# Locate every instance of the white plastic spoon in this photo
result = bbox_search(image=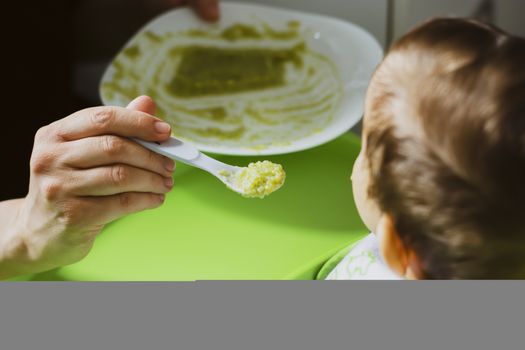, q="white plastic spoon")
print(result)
[132,136,245,194]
